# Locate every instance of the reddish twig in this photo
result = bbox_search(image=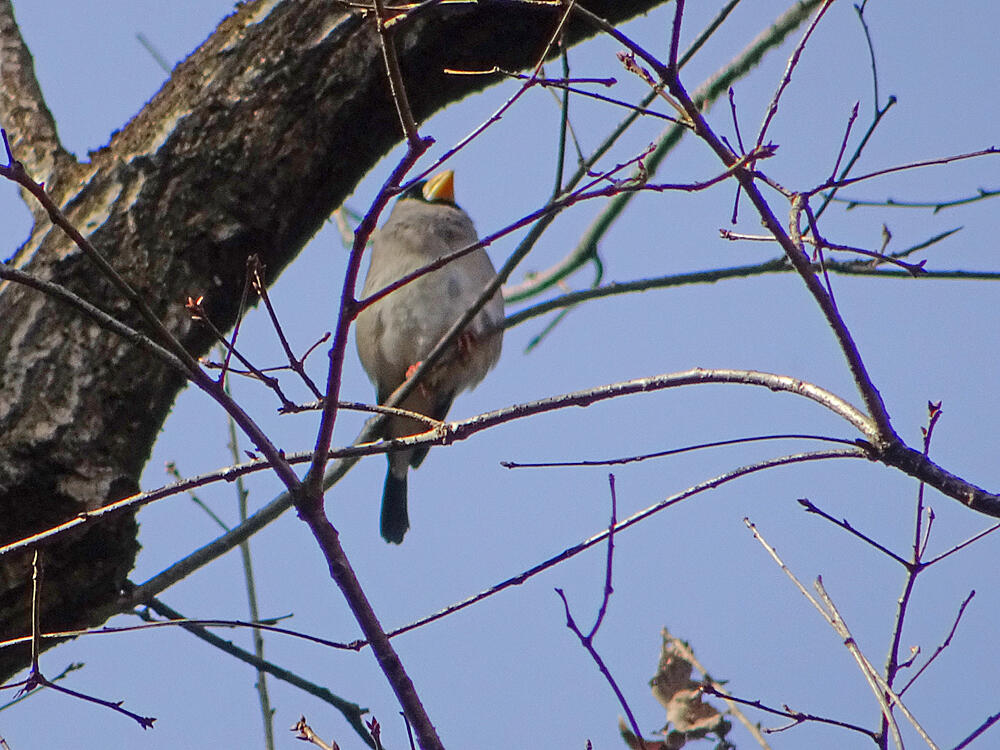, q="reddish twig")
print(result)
[249,255,325,399]
[555,475,645,743]
[698,683,877,740]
